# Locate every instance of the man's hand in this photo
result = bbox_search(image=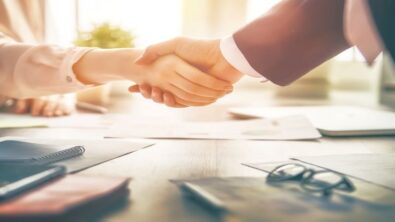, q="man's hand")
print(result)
[130,37,242,107]
[131,54,233,107]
